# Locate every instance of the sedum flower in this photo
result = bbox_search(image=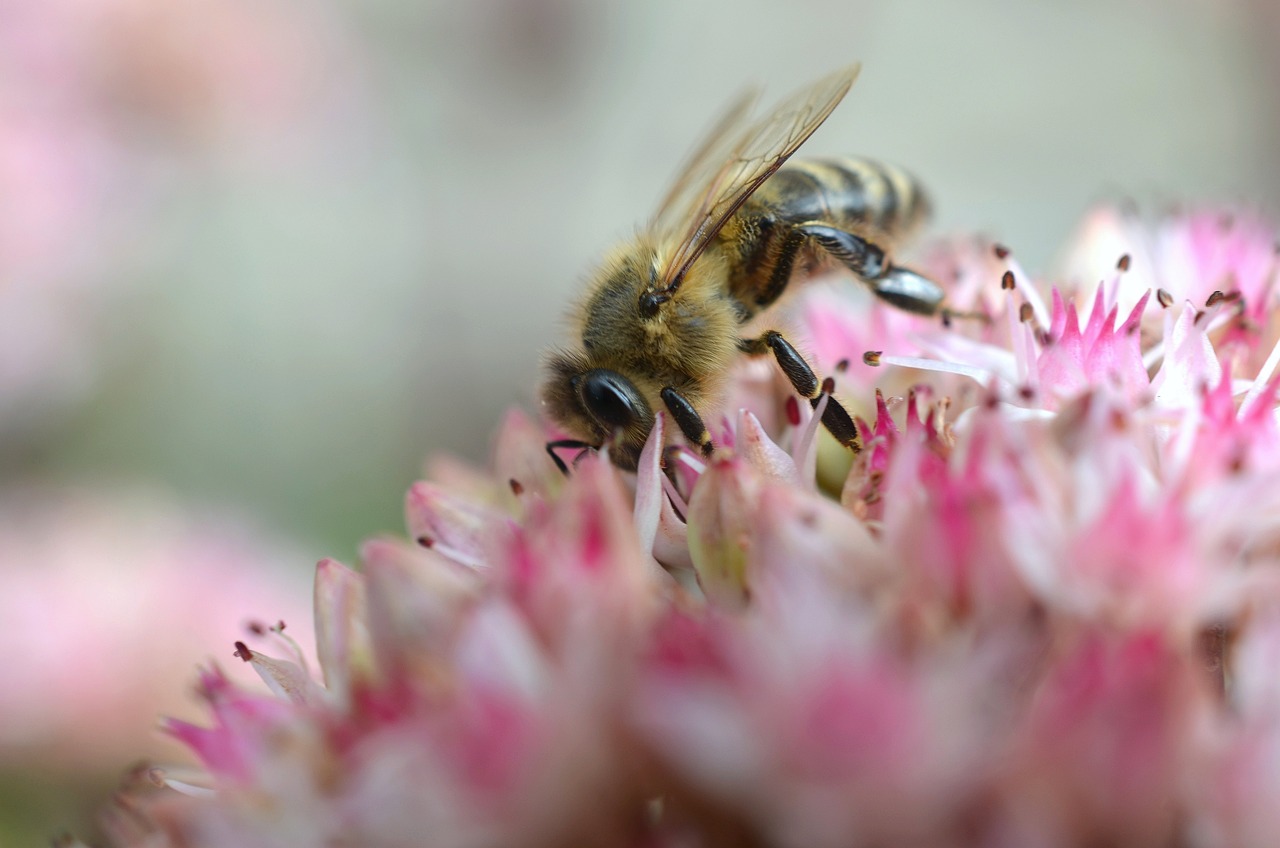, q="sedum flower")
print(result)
[78,205,1280,848]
